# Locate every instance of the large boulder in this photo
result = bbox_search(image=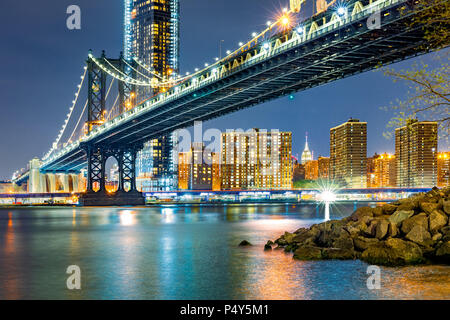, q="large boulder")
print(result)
[294,227,309,234]
[441,226,450,242]
[429,210,448,233]
[321,248,356,260]
[292,228,319,245]
[443,200,450,215]
[388,210,414,225]
[361,238,423,266]
[405,225,432,246]
[396,198,419,211]
[350,207,374,222]
[283,232,295,245]
[372,206,384,217]
[332,234,354,251]
[353,236,379,251]
[435,241,450,263]
[375,219,389,240]
[293,246,323,260]
[315,220,346,247]
[388,222,399,237]
[420,202,441,215]
[343,222,367,236]
[239,240,252,246]
[401,213,428,234]
[381,203,398,215]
